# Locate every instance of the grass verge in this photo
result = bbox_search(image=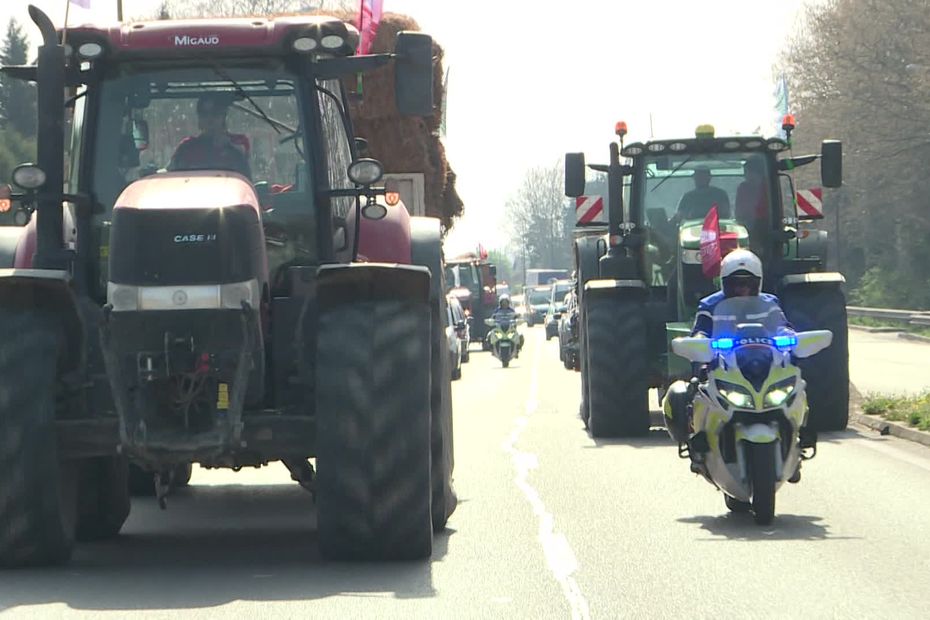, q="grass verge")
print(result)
[862,392,930,431]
